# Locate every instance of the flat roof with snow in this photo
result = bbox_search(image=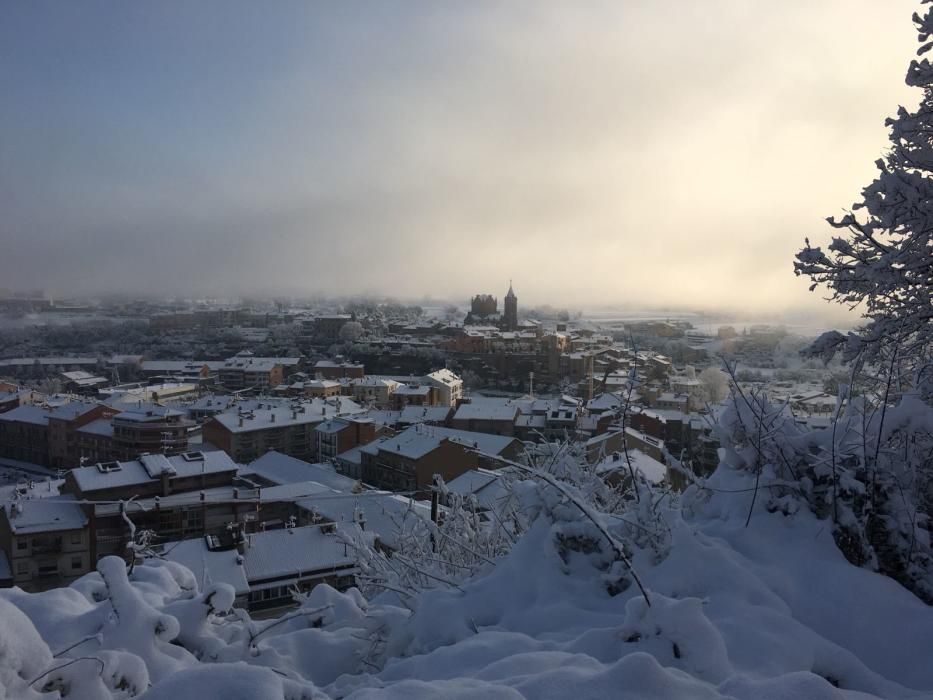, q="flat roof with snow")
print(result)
[359,425,518,461]
[69,451,238,494]
[3,495,87,534]
[243,451,359,492]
